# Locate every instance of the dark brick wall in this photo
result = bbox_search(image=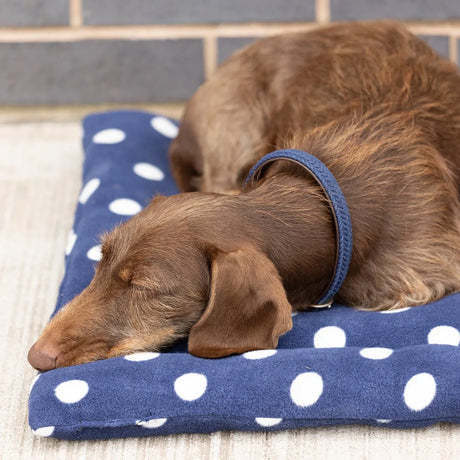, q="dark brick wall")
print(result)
[82,0,316,25]
[0,0,459,107]
[218,38,258,65]
[0,40,204,105]
[0,0,69,27]
[330,0,460,21]
[418,35,450,58]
